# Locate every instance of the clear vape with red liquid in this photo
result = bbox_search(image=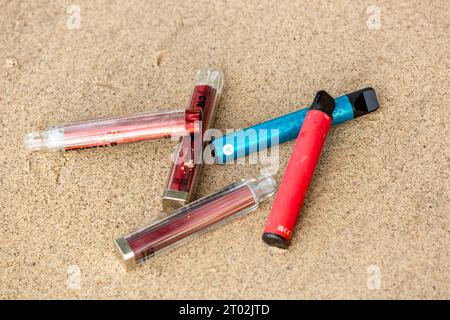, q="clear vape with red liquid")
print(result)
[162,69,224,211]
[115,174,276,270]
[24,109,201,151]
